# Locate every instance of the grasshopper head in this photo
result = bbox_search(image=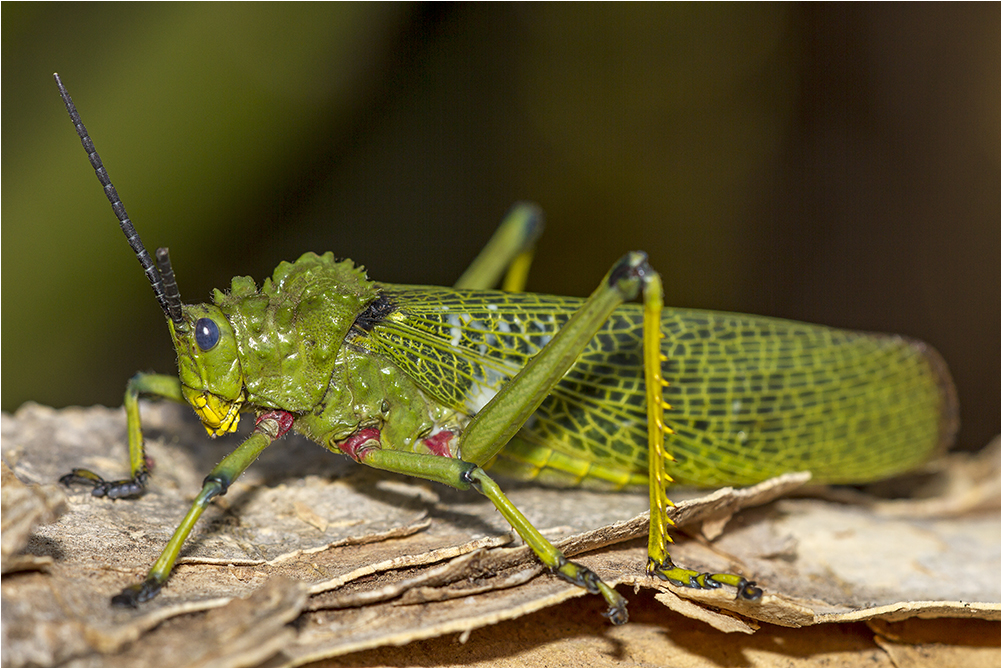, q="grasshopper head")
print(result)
[169,304,246,437]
